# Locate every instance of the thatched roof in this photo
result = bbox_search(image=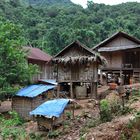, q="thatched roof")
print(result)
[52,40,107,66]
[92,31,140,51]
[53,53,107,66]
[54,40,94,57]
